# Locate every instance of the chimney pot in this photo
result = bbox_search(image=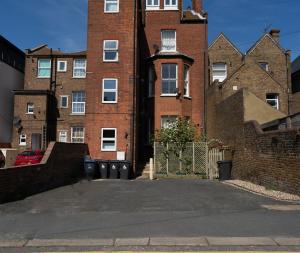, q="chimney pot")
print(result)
[269,29,280,43]
[192,0,202,12]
